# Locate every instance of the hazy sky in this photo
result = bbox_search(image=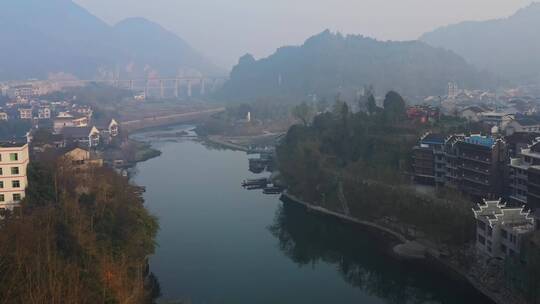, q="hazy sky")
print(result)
[75,0,535,69]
